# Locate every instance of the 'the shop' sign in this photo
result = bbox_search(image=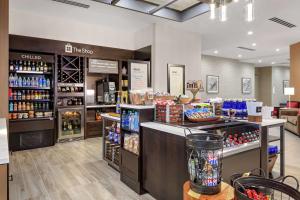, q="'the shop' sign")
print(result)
[65,43,94,55]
